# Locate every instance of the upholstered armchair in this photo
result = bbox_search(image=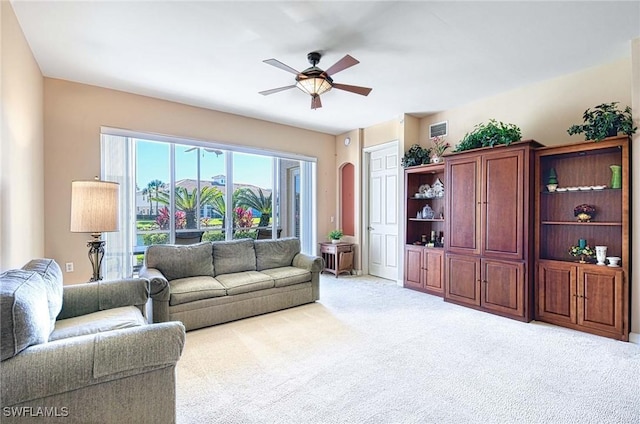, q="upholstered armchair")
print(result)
[1,259,185,424]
